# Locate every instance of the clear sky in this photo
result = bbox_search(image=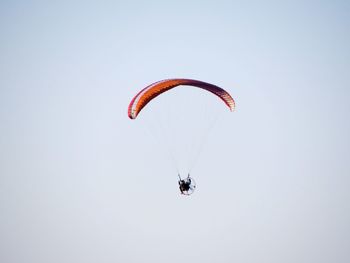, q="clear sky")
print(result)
[1,0,349,262]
